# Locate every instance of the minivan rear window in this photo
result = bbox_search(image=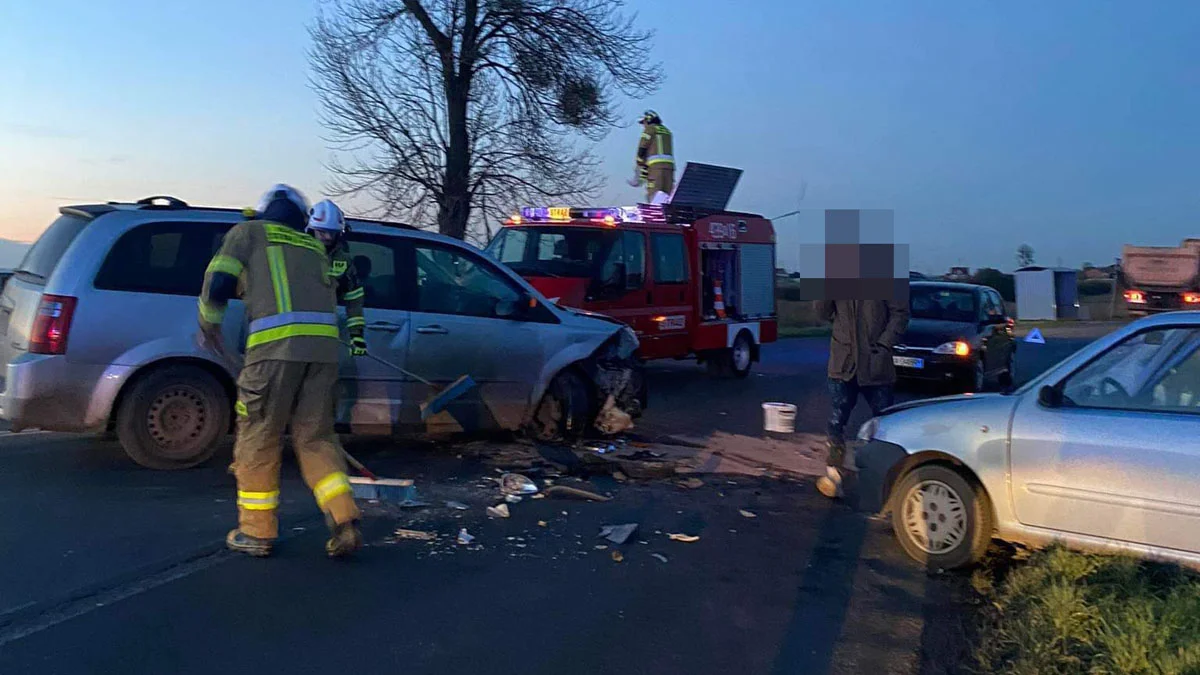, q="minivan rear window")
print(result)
[94,221,232,296]
[16,214,89,282]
